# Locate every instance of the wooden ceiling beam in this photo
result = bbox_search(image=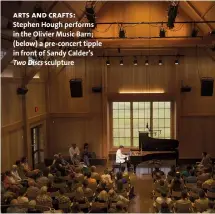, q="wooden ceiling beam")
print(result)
[179,1,213,34]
